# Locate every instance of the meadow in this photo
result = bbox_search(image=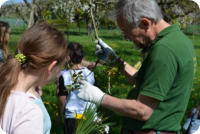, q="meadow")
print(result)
[9,25,200,134]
